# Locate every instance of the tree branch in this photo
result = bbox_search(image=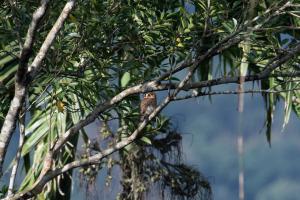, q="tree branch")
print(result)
[7,105,26,198]
[27,0,76,78]
[0,0,50,175]
[172,88,300,101]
